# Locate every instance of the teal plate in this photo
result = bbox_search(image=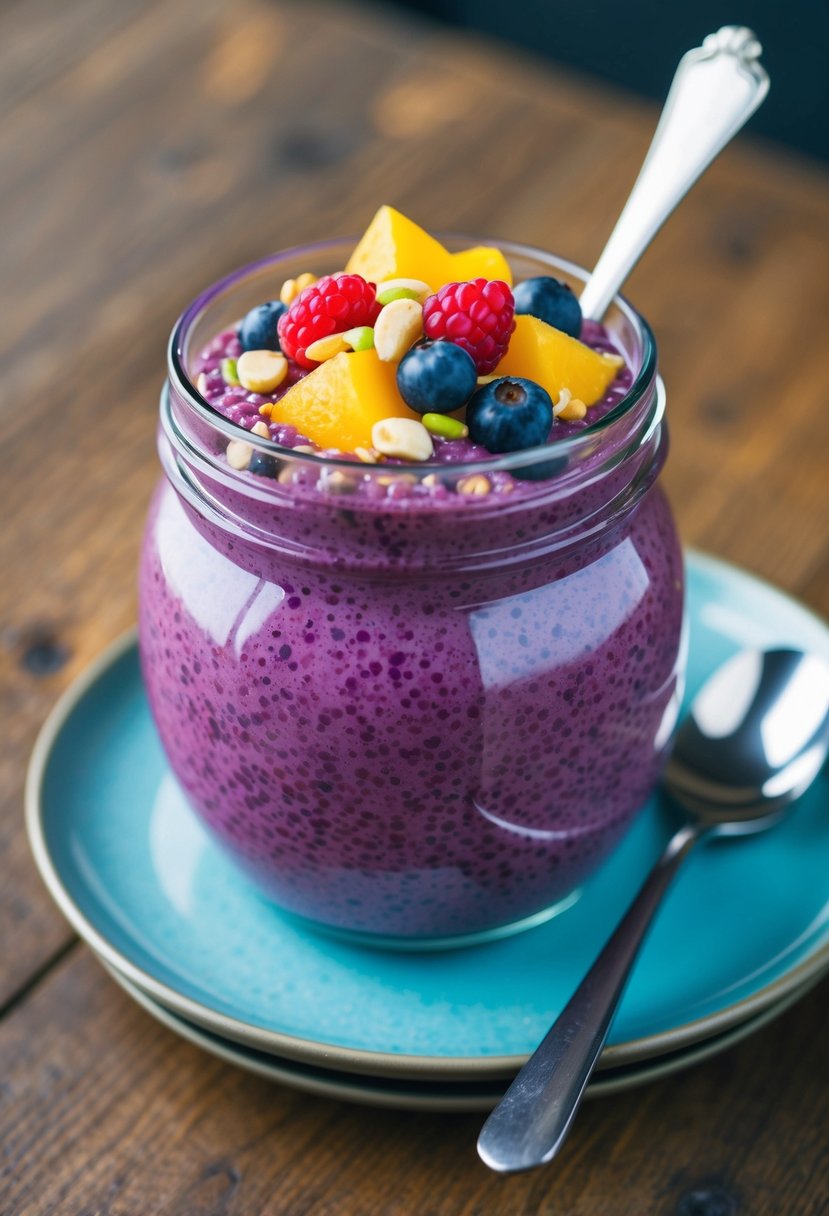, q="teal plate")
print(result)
[104,964,825,1111]
[27,552,829,1079]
